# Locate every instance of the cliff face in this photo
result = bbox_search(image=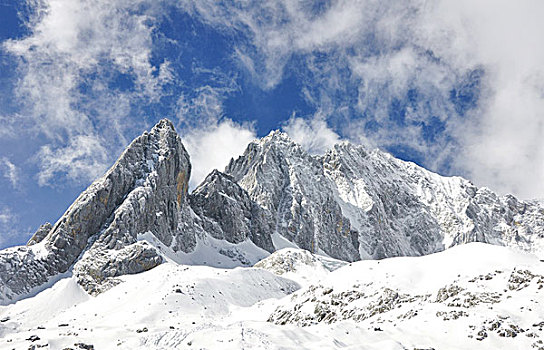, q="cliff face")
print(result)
[1,119,543,305]
[0,119,194,301]
[224,131,361,262]
[189,170,275,253]
[222,132,544,261]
